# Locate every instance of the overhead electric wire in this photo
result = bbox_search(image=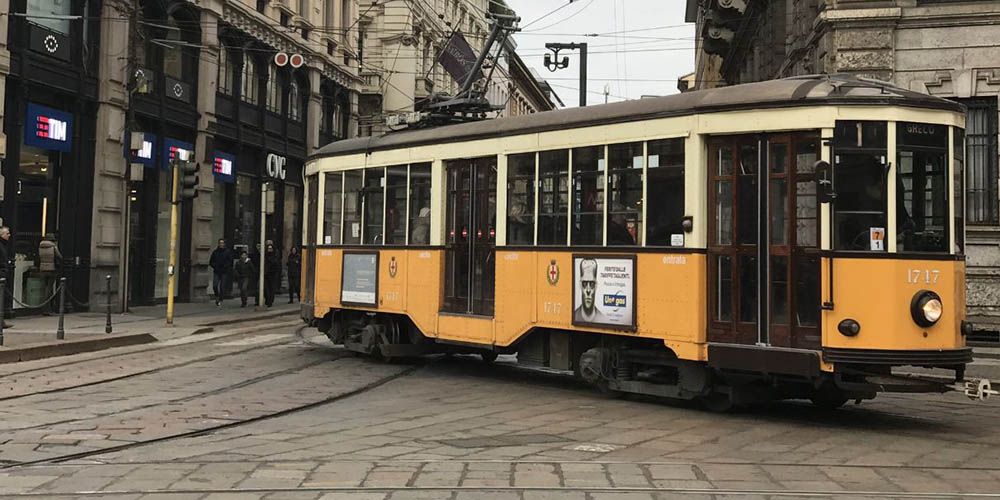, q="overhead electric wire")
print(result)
[520,0,579,30]
[520,0,595,33]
